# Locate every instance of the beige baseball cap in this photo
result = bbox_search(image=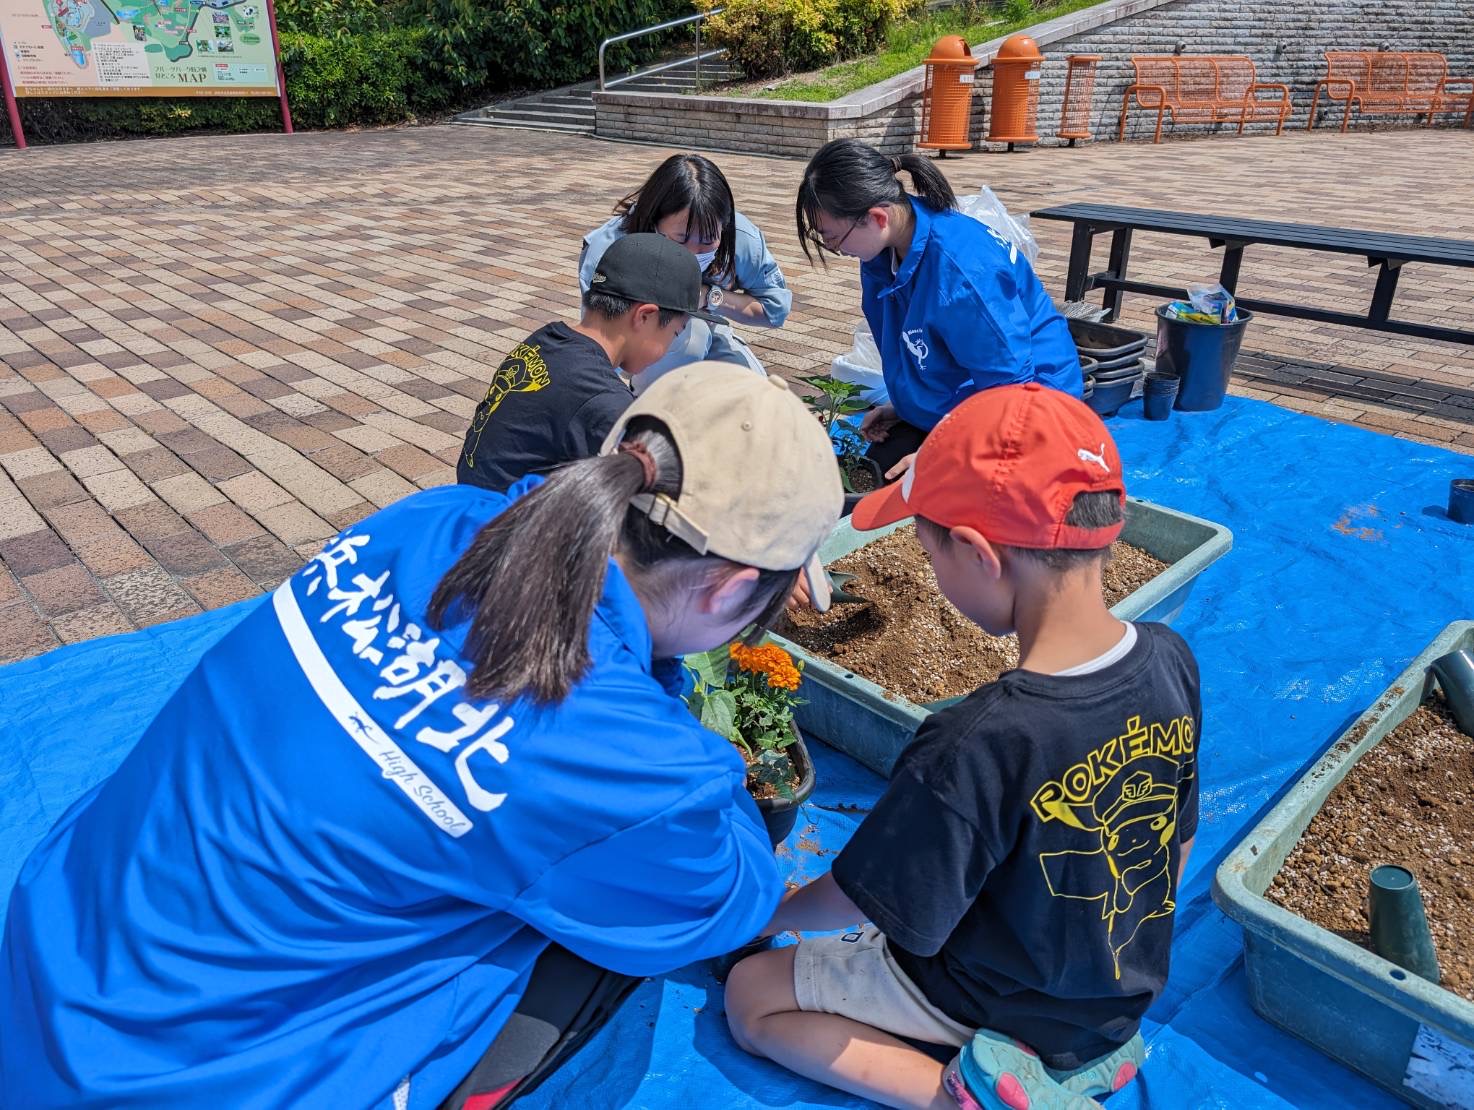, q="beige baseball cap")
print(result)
[600,361,843,611]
